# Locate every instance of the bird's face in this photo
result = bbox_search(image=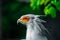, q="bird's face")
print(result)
[17,15,31,24]
[17,14,44,25]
